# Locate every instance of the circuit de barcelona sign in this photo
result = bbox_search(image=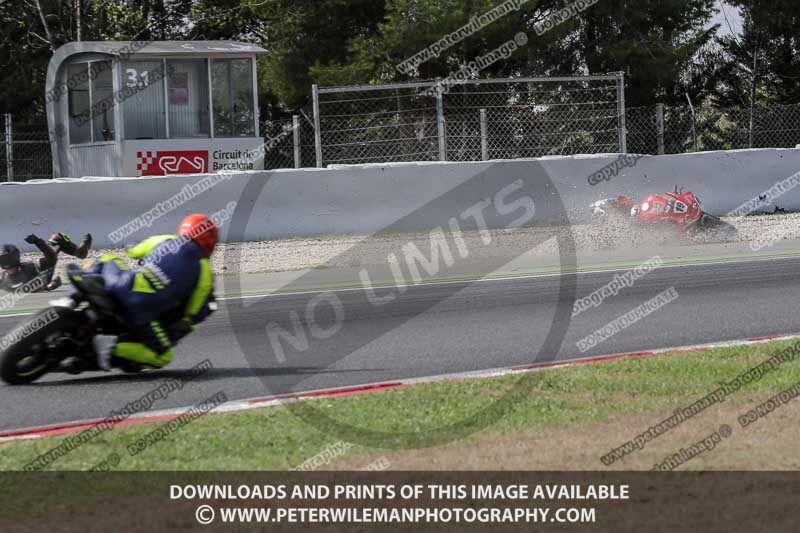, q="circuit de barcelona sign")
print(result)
[123,139,266,177]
